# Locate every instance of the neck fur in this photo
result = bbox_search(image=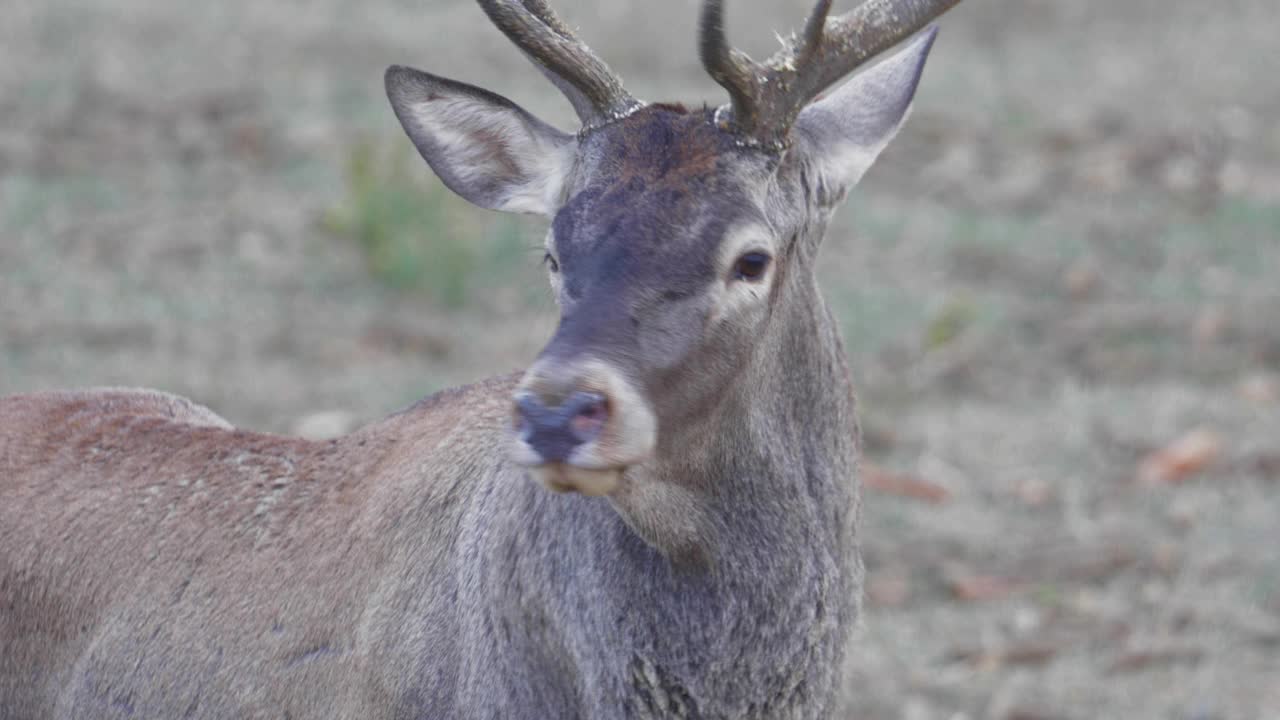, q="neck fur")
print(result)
[608,260,860,573]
